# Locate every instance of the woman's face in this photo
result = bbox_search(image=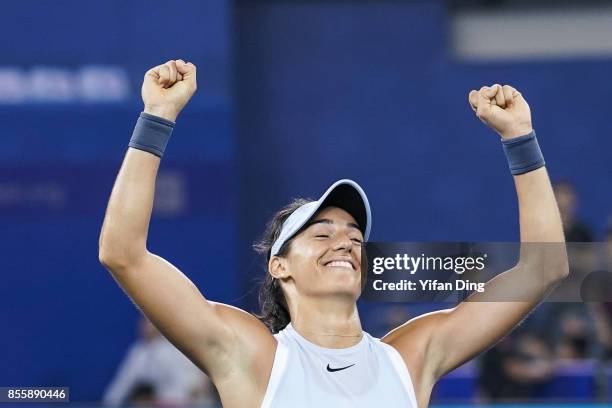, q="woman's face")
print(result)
[277,206,364,300]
